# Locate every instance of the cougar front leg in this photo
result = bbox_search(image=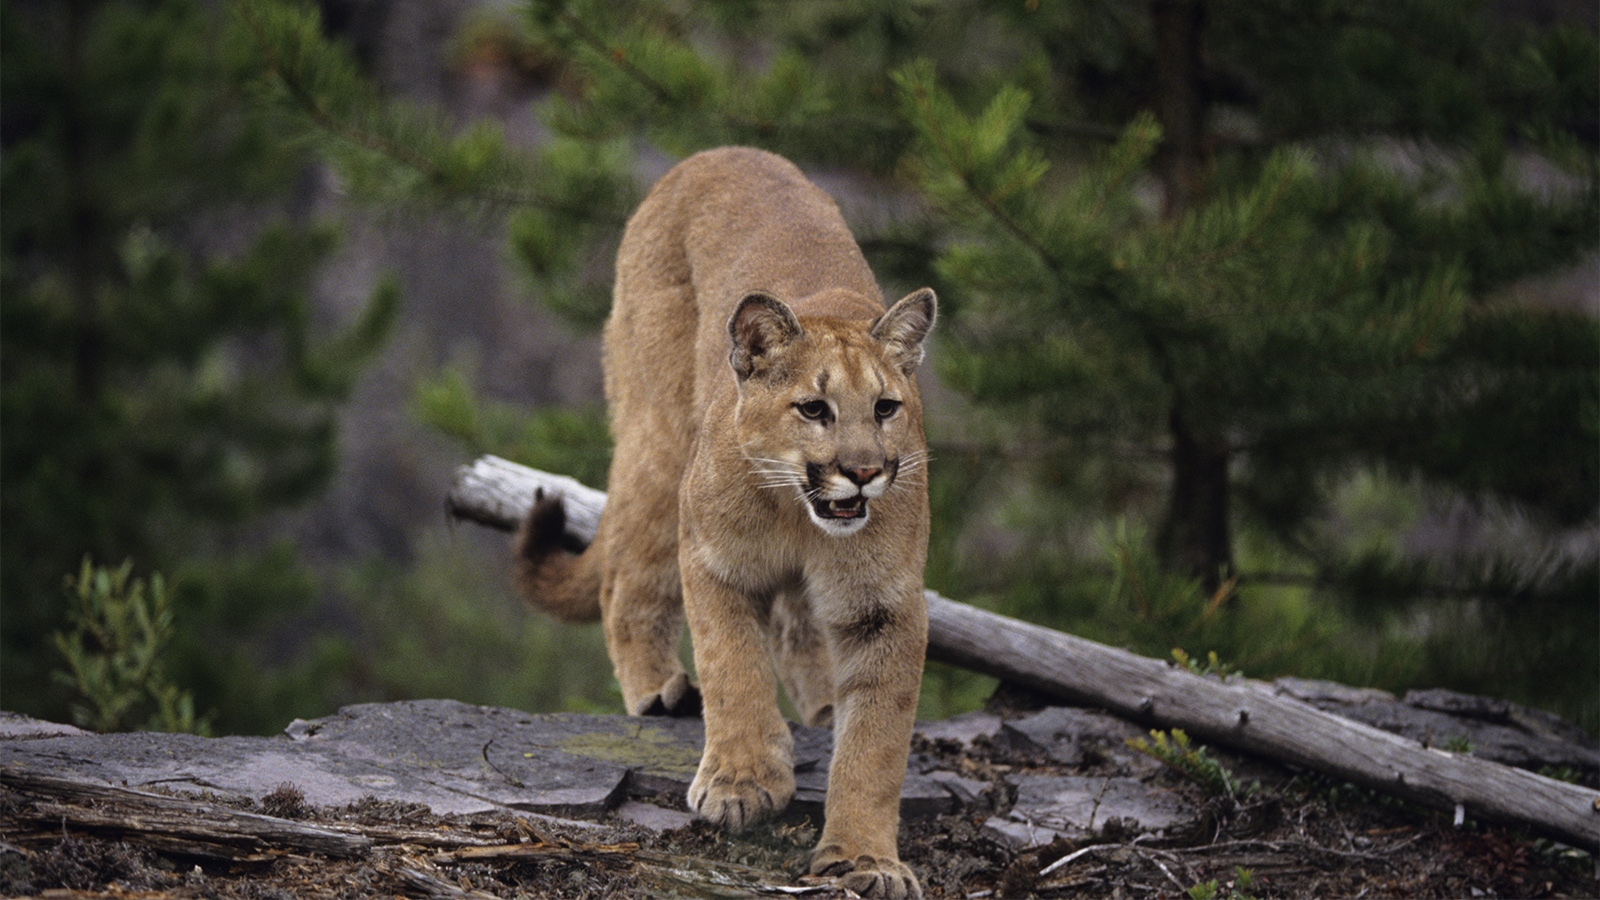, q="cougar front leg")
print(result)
[809,586,928,900]
[681,558,795,829]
